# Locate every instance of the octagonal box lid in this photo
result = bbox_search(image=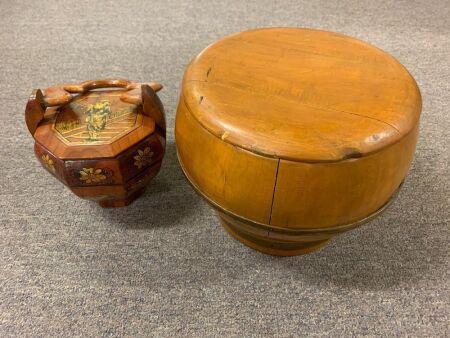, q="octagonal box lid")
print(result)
[26,79,165,160]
